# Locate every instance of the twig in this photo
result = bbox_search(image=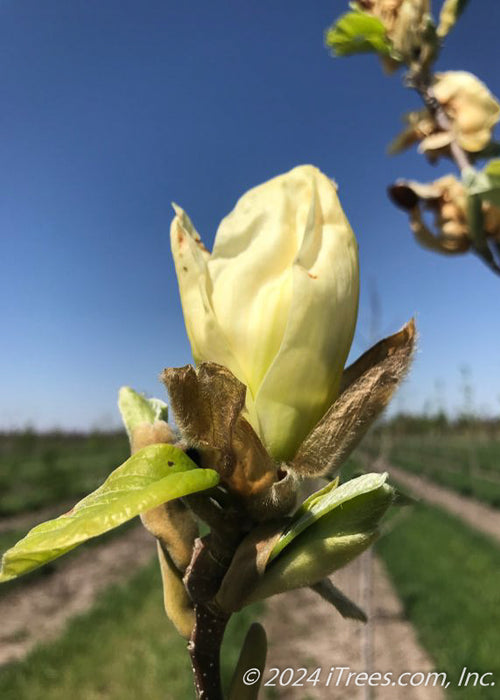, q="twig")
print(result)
[184,538,231,699]
[188,602,229,700]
